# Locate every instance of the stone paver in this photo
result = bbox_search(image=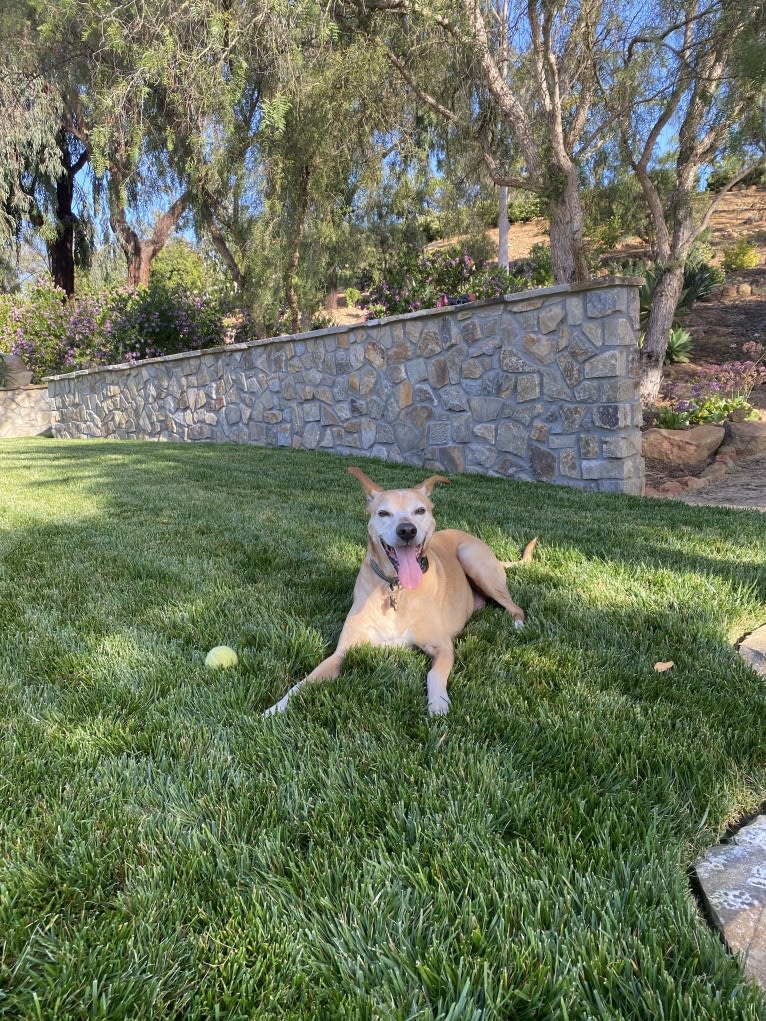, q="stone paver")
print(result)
[695,628,766,990]
[696,814,766,990]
